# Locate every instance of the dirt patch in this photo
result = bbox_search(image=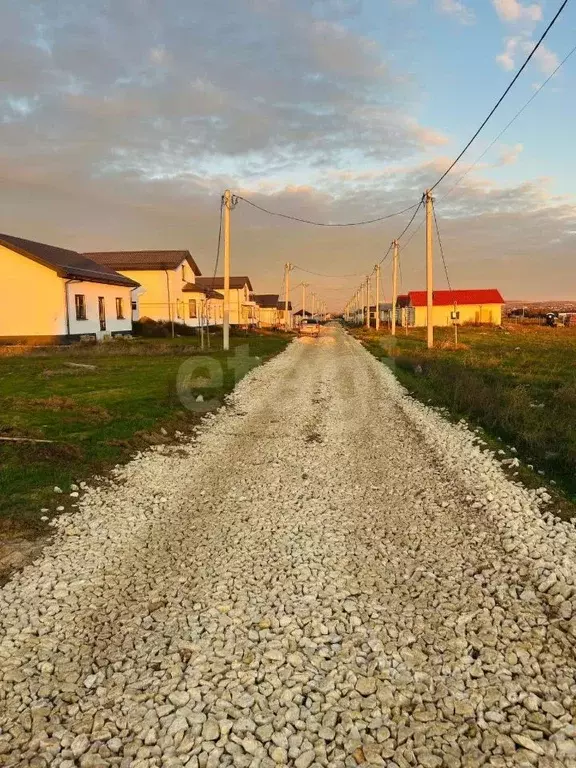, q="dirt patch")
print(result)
[0,521,49,586]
